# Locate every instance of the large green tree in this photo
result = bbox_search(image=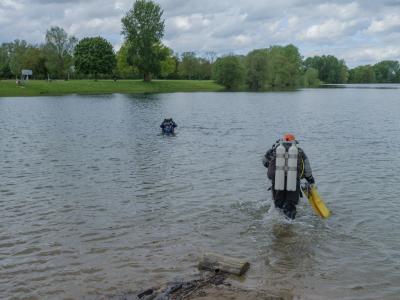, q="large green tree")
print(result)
[159,46,176,78]
[44,26,77,79]
[22,47,47,79]
[245,49,269,90]
[115,42,175,79]
[301,68,321,87]
[74,37,116,79]
[213,55,244,90]
[121,0,165,81]
[373,60,400,83]
[2,41,47,79]
[116,42,138,79]
[197,58,213,80]
[7,40,29,78]
[348,65,376,83]
[304,55,348,83]
[244,45,302,89]
[179,52,200,80]
[267,44,302,87]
